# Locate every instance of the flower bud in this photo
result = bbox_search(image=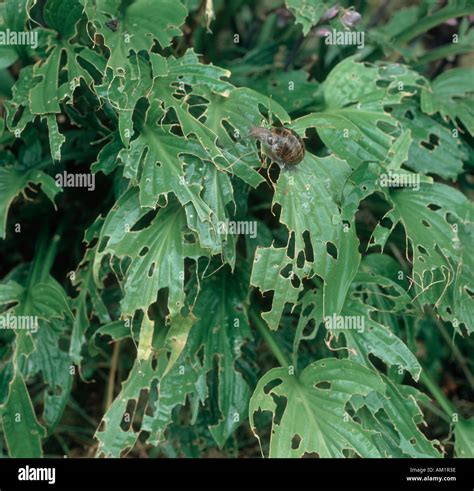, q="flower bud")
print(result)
[341,9,361,28]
